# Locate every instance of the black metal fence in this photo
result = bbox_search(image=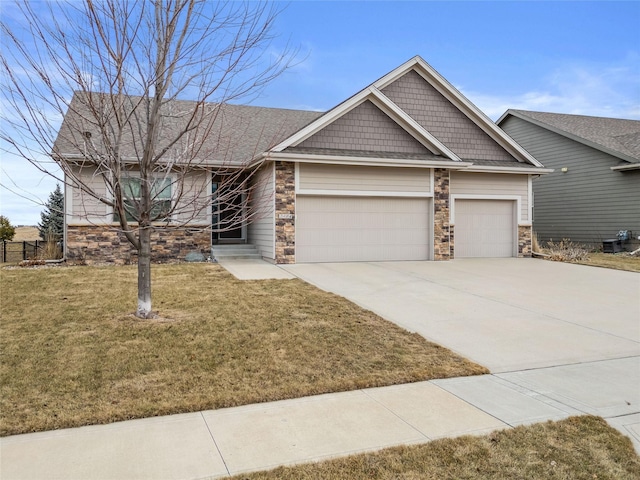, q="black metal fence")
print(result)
[0,240,62,263]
